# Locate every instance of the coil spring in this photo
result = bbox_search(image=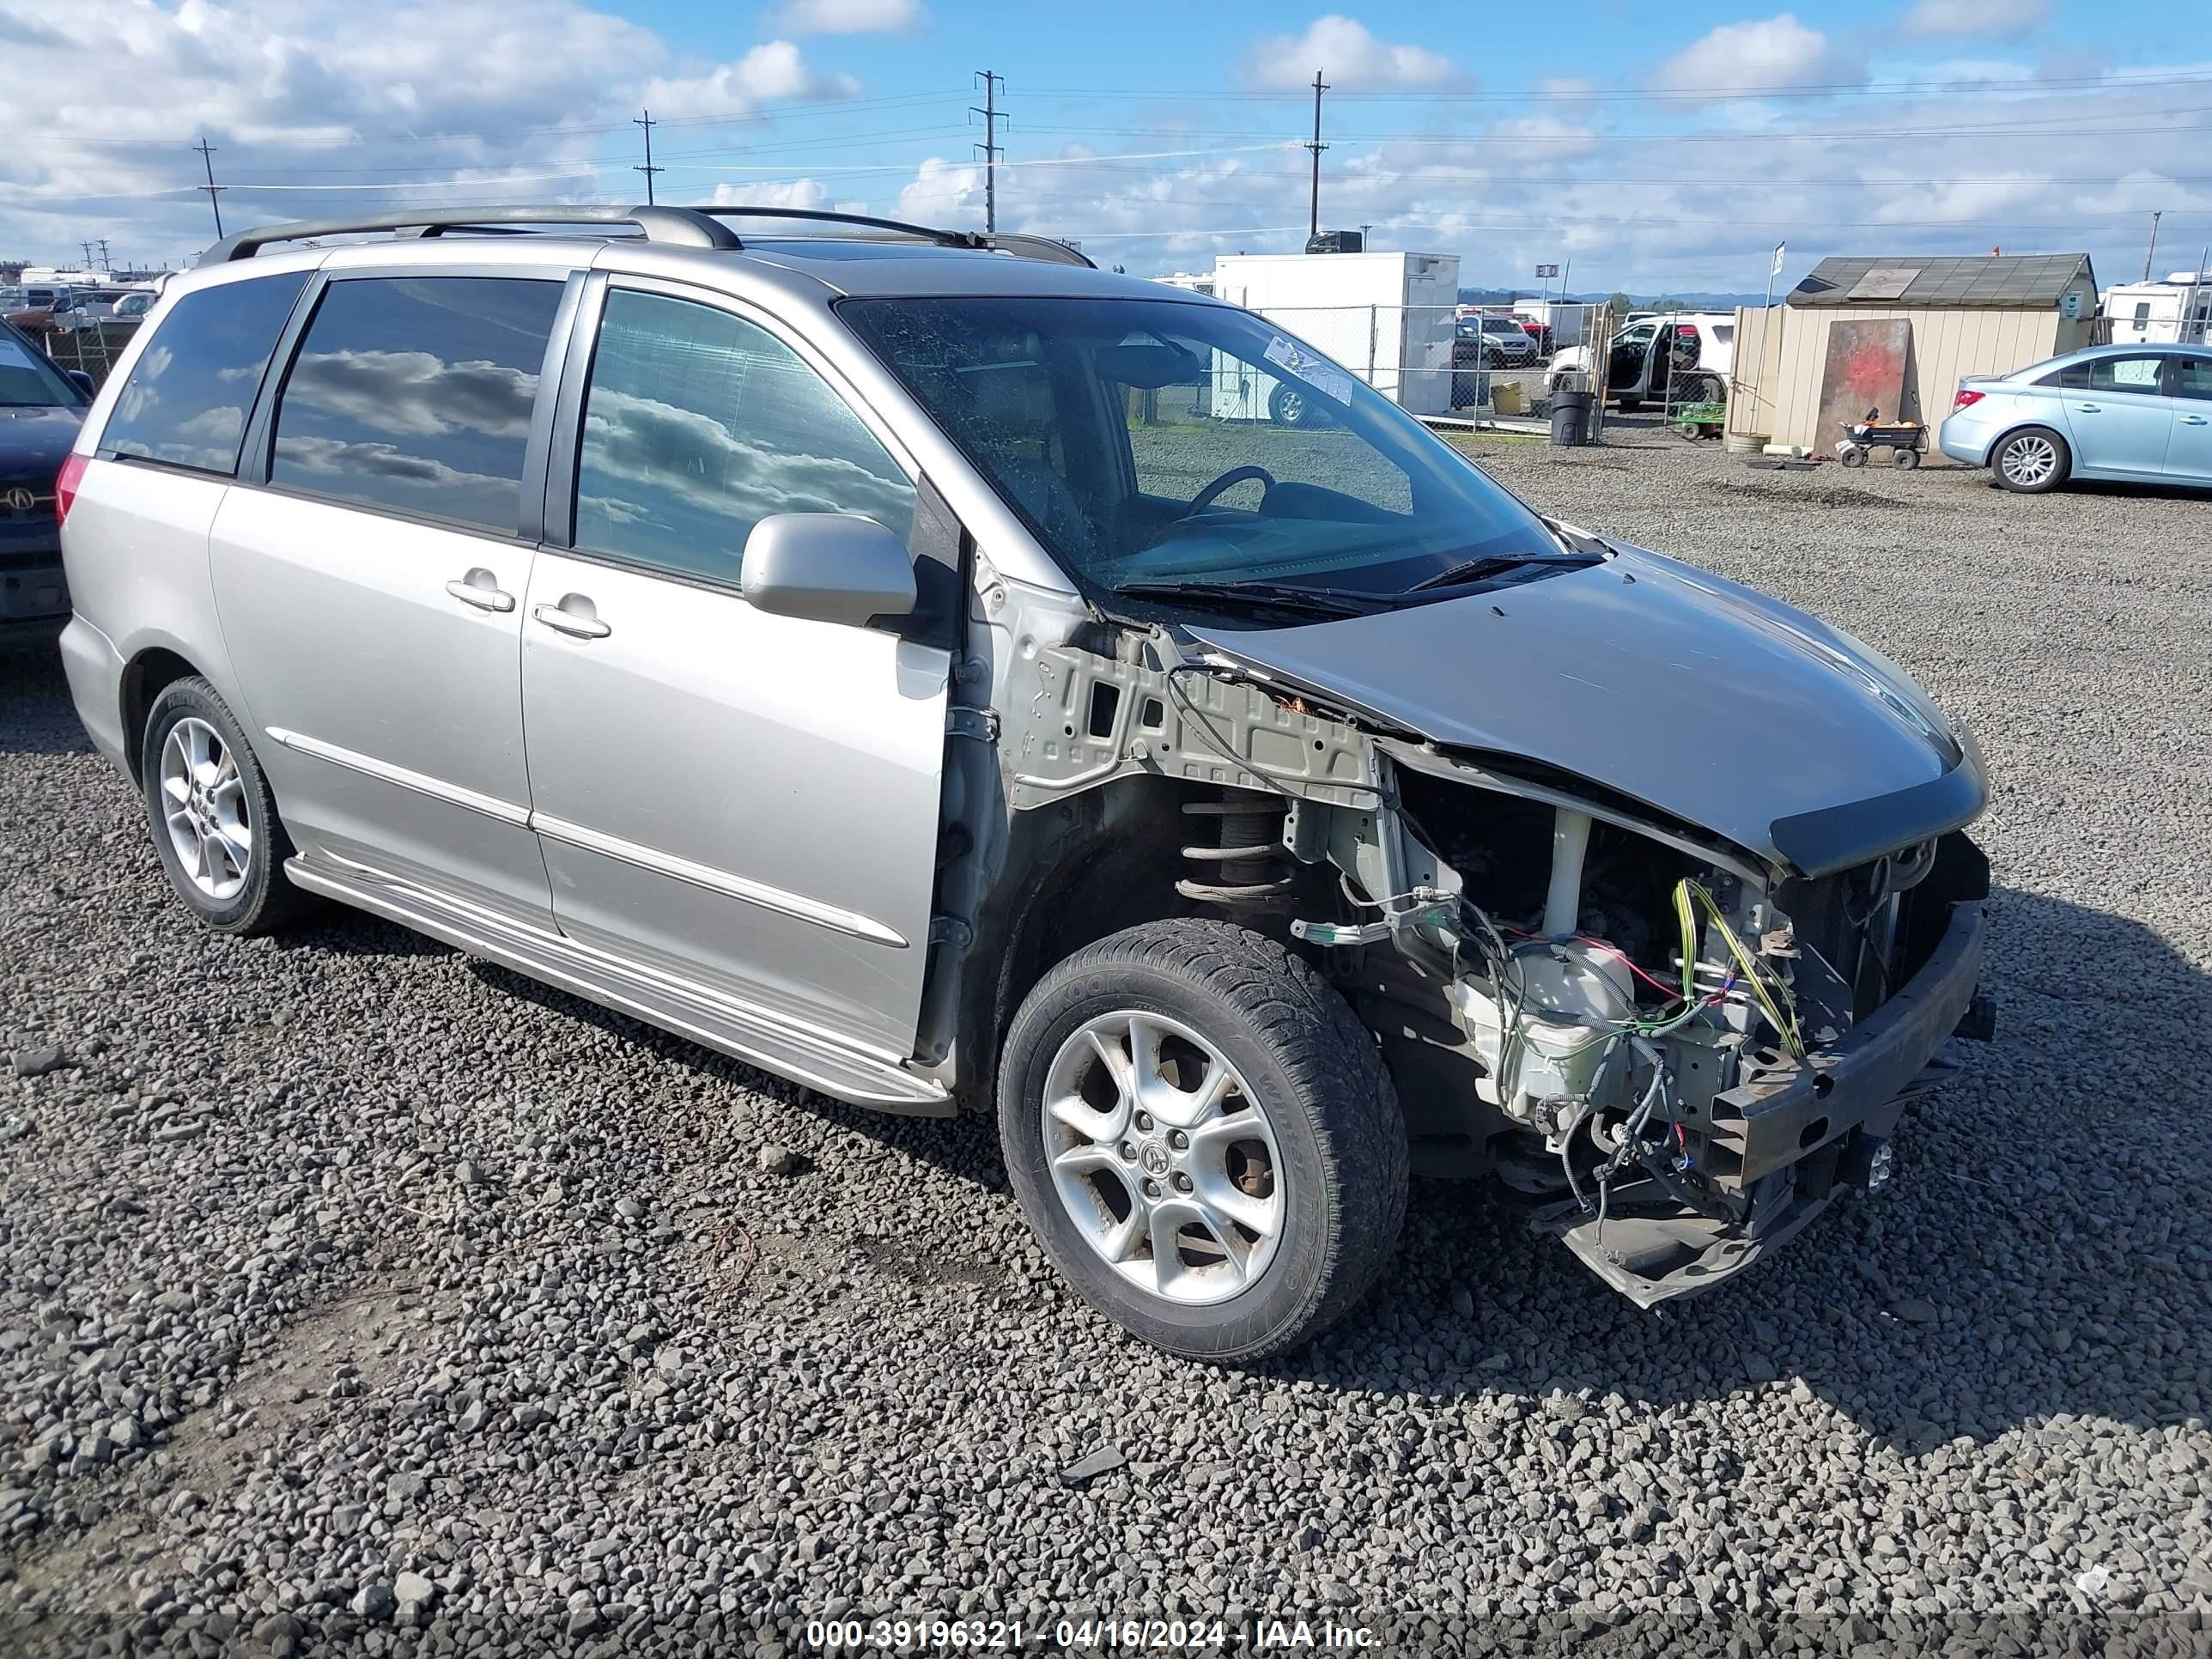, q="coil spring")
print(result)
[1176,795,1295,909]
